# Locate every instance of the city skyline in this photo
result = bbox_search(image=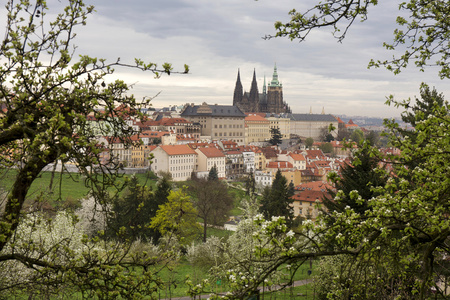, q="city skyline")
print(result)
[2,0,448,118]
